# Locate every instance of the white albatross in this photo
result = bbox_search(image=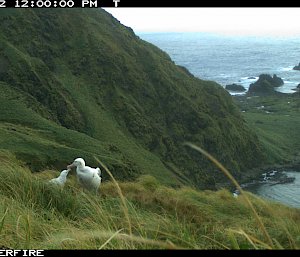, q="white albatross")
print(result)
[49,169,70,187]
[67,158,102,193]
